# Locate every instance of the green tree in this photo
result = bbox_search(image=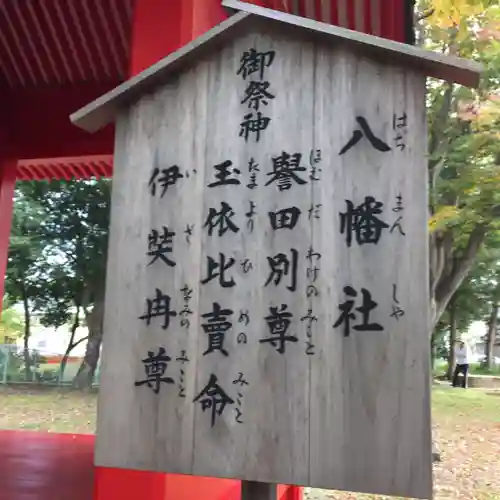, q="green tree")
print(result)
[27,179,110,389]
[419,0,500,329]
[464,245,500,368]
[438,237,500,376]
[0,297,24,343]
[6,186,48,380]
[8,179,109,388]
[34,266,89,381]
